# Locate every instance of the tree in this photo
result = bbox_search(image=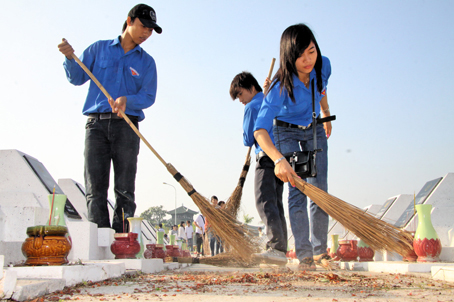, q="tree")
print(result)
[243,214,254,224]
[140,205,171,228]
